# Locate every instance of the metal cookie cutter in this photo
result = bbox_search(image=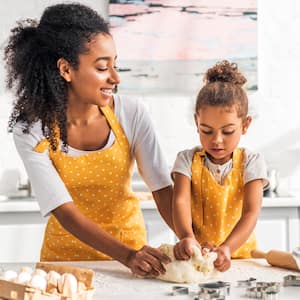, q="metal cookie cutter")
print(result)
[198,281,230,299]
[171,285,189,296]
[262,286,280,300]
[283,274,300,286]
[237,277,256,287]
[246,283,280,299]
